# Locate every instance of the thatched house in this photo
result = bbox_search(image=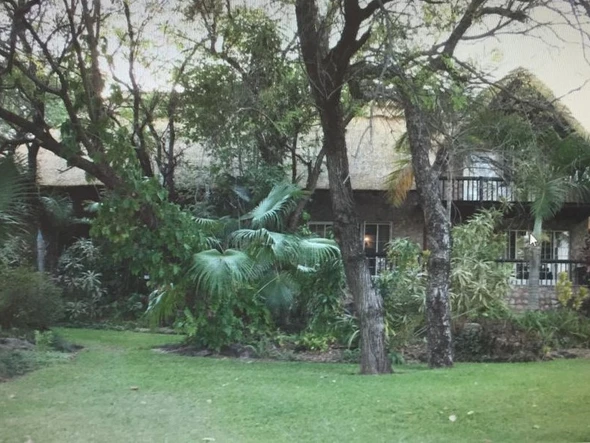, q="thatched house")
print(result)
[32,70,590,309]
